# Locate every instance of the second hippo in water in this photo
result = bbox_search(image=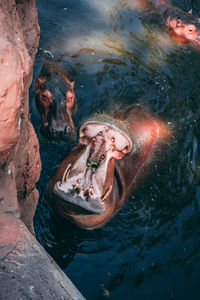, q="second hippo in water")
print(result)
[35,61,76,140]
[48,106,168,229]
[133,0,200,49]
[151,0,200,48]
